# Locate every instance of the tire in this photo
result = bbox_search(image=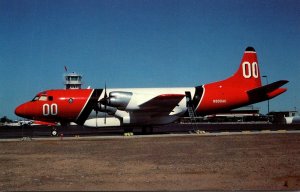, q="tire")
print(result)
[51,130,58,136]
